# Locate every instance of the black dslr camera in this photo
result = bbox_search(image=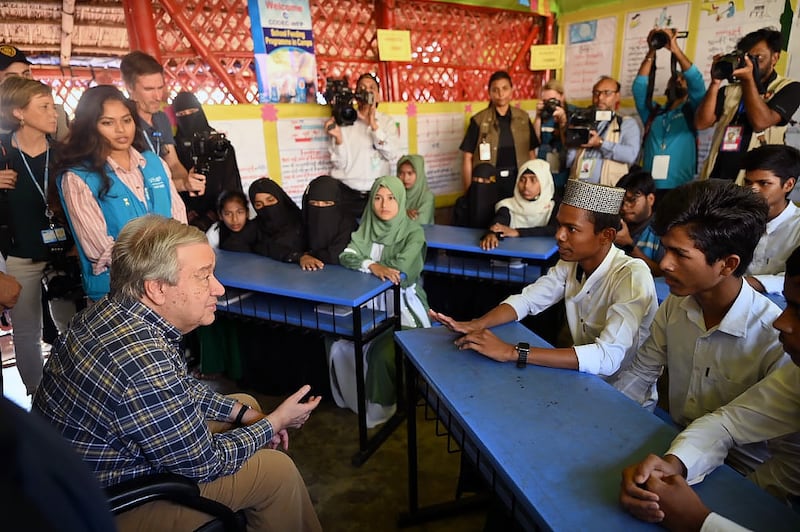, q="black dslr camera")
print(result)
[186,131,231,177]
[540,98,562,120]
[711,50,749,82]
[324,78,375,126]
[565,107,598,147]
